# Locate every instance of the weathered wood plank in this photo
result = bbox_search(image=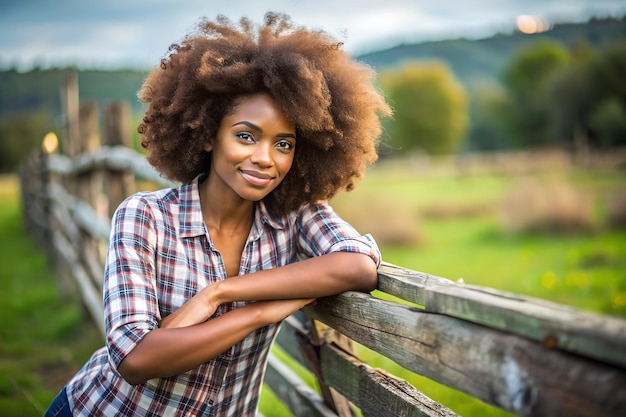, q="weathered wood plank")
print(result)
[48,182,111,241]
[49,217,105,336]
[320,343,458,417]
[305,292,626,416]
[277,313,357,416]
[22,189,50,236]
[103,102,135,218]
[307,320,358,417]
[377,262,626,369]
[60,70,80,157]
[48,146,175,187]
[275,314,310,368]
[76,101,106,270]
[265,353,338,417]
[50,197,105,287]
